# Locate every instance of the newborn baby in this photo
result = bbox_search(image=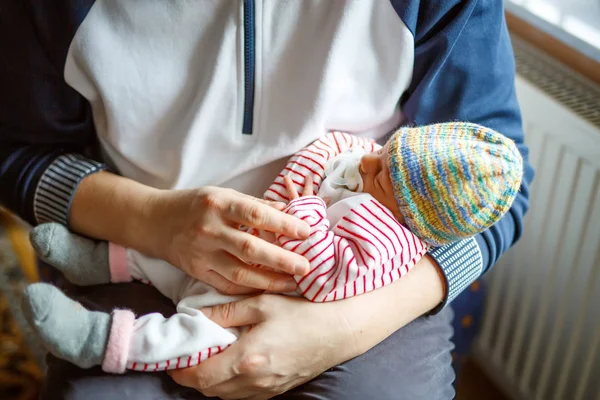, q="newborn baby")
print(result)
[22,122,523,374]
